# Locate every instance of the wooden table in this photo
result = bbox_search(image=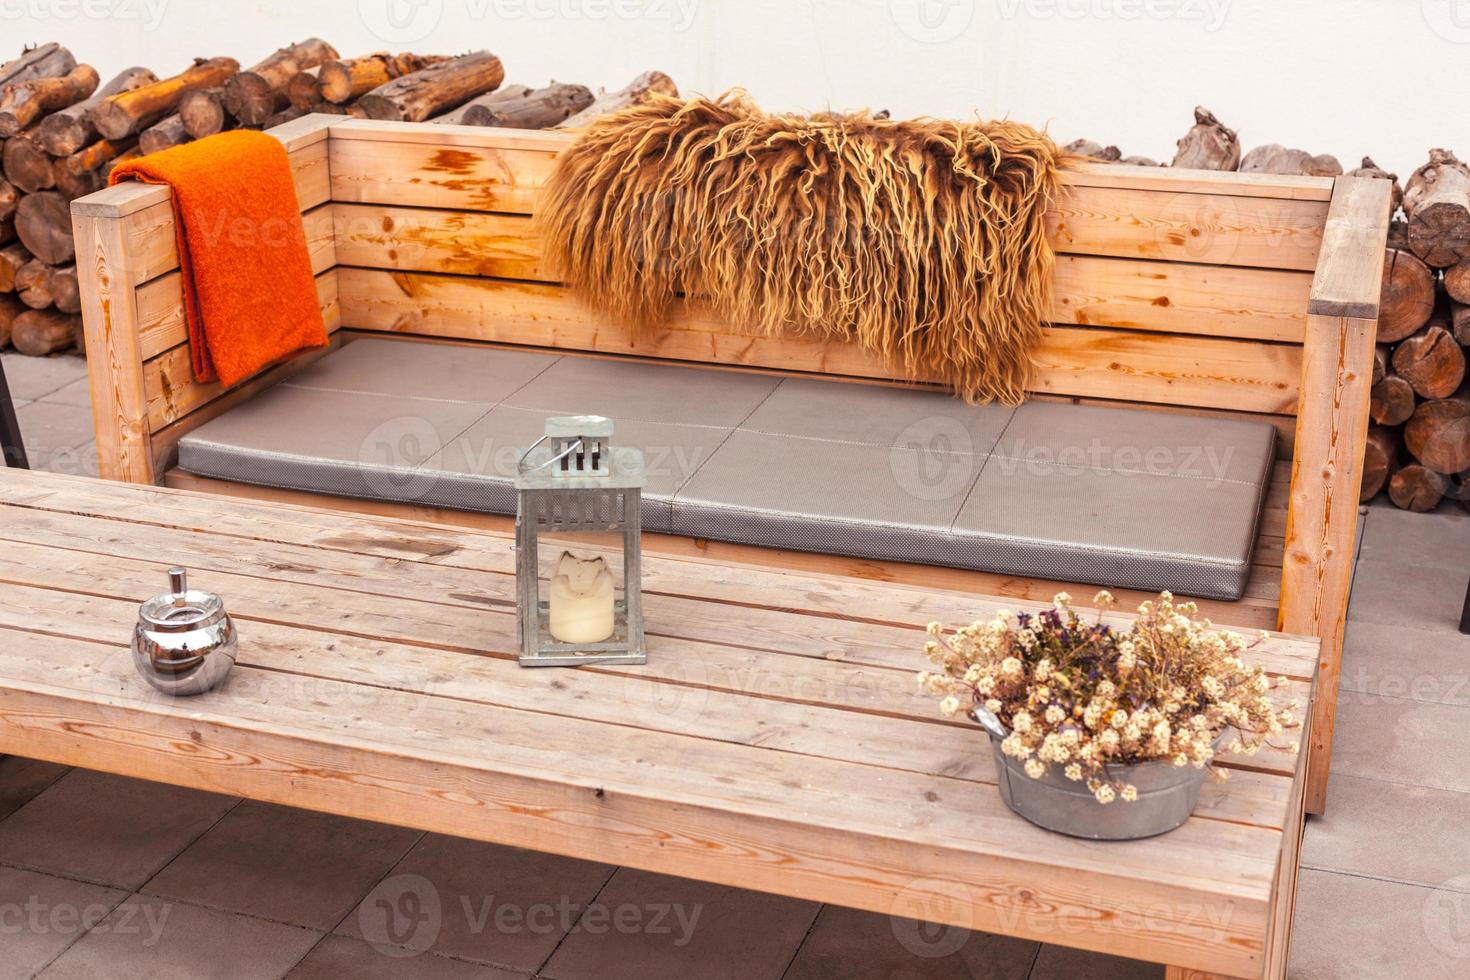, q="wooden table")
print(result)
[0,469,1316,979]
